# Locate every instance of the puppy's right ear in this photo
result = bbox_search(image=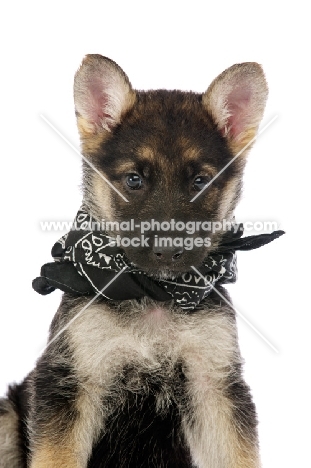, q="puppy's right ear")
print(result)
[74,55,136,137]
